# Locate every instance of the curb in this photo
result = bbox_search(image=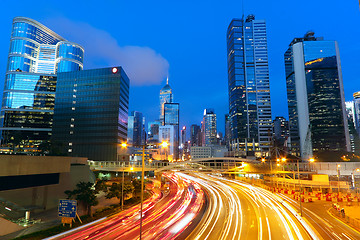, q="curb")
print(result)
[327,208,360,235]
